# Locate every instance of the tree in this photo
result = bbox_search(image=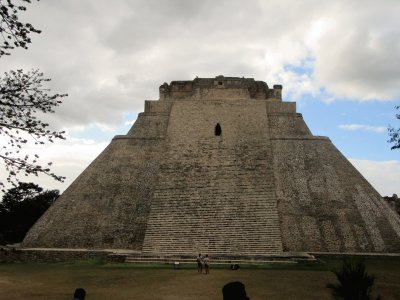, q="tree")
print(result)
[0,0,41,57]
[326,259,380,300]
[388,105,400,150]
[0,0,67,191]
[0,182,59,244]
[0,69,67,190]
